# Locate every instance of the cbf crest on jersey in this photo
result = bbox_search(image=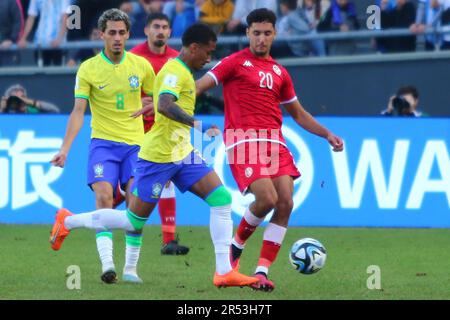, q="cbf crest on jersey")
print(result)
[94,163,104,178]
[128,75,139,90]
[152,183,162,198]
